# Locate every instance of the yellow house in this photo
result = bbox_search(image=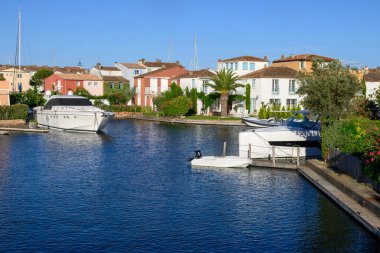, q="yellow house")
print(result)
[0,80,11,105]
[0,68,31,92]
[272,54,334,72]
